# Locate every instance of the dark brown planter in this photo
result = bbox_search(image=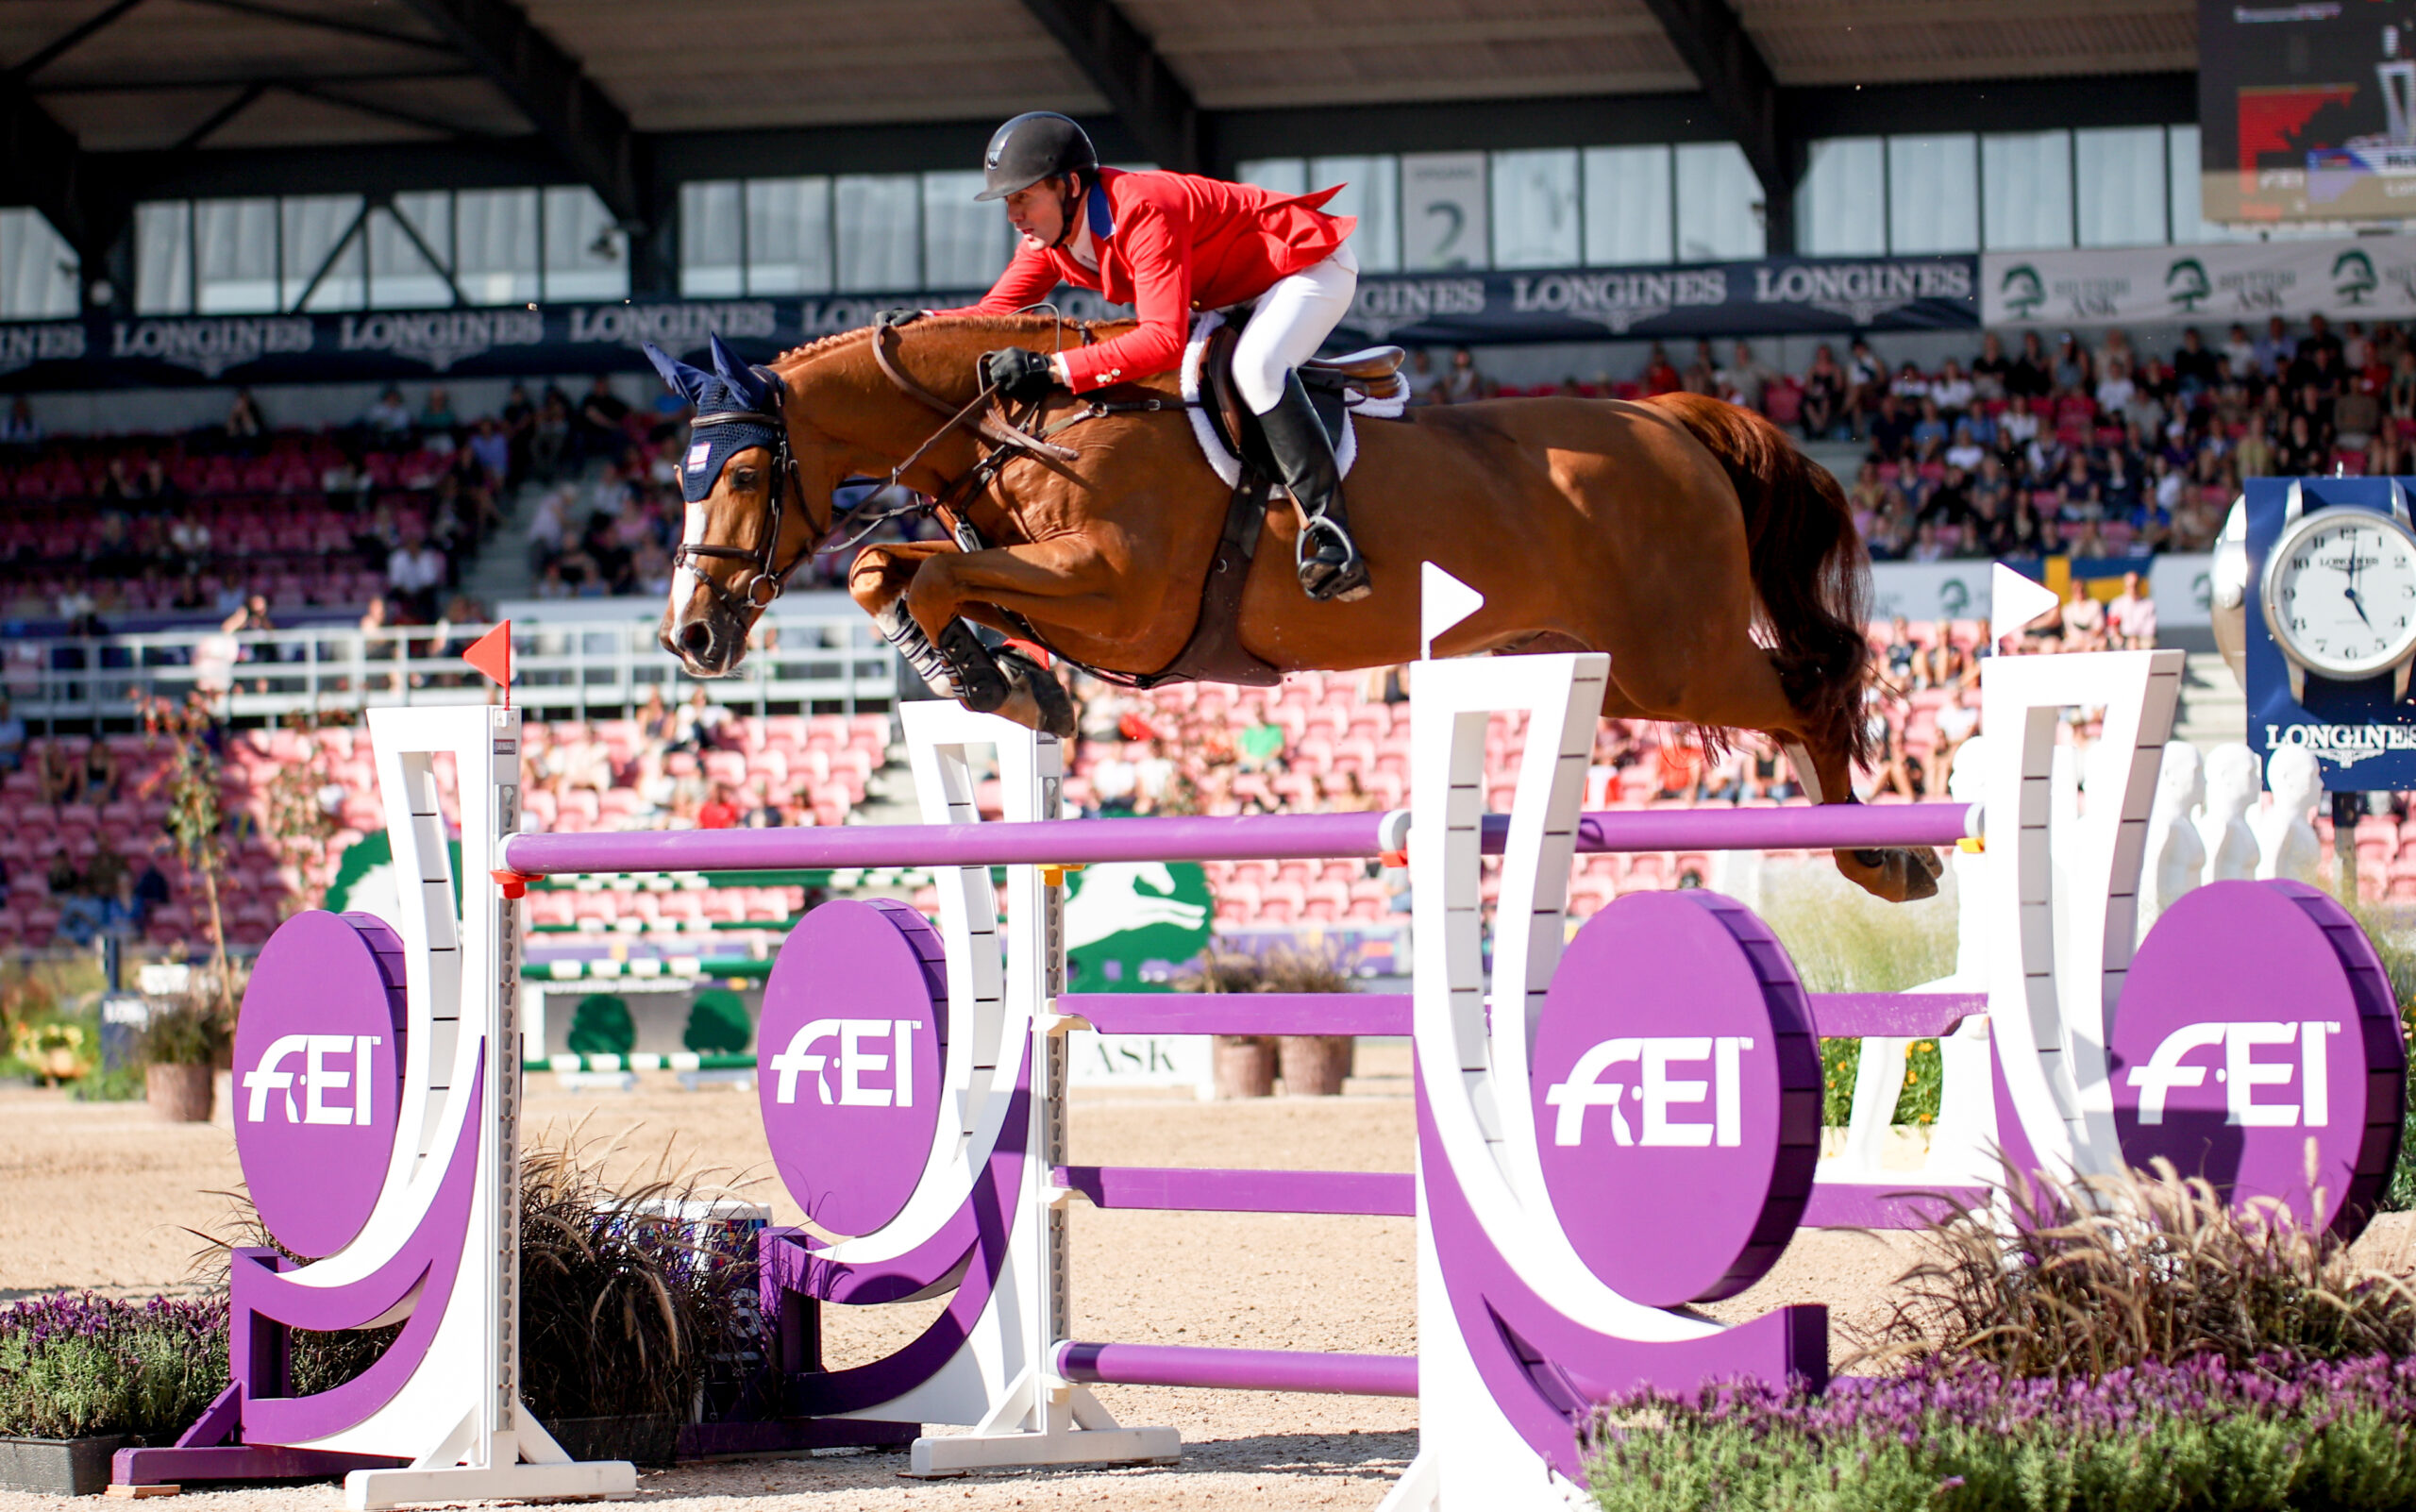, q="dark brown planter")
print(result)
[1212,1035,1276,1100]
[145,1063,213,1122]
[1277,1034,1353,1096]
[0,1434,126,1495]
[545,1415,680,1468]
